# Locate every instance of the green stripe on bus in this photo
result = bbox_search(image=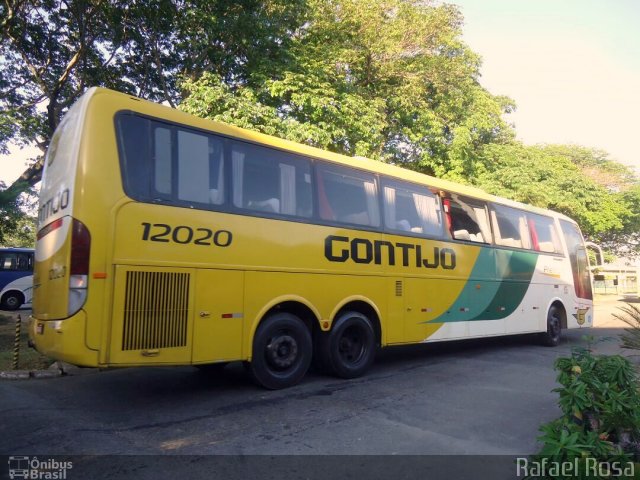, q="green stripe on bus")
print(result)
[474,250,538,320]
[425,249,538,323]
